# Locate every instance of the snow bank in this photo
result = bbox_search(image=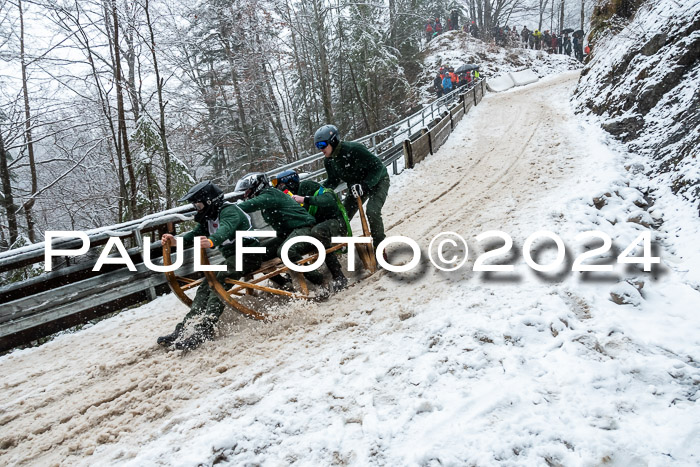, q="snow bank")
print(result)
[509,69,539,86]
[486,74,515,92]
